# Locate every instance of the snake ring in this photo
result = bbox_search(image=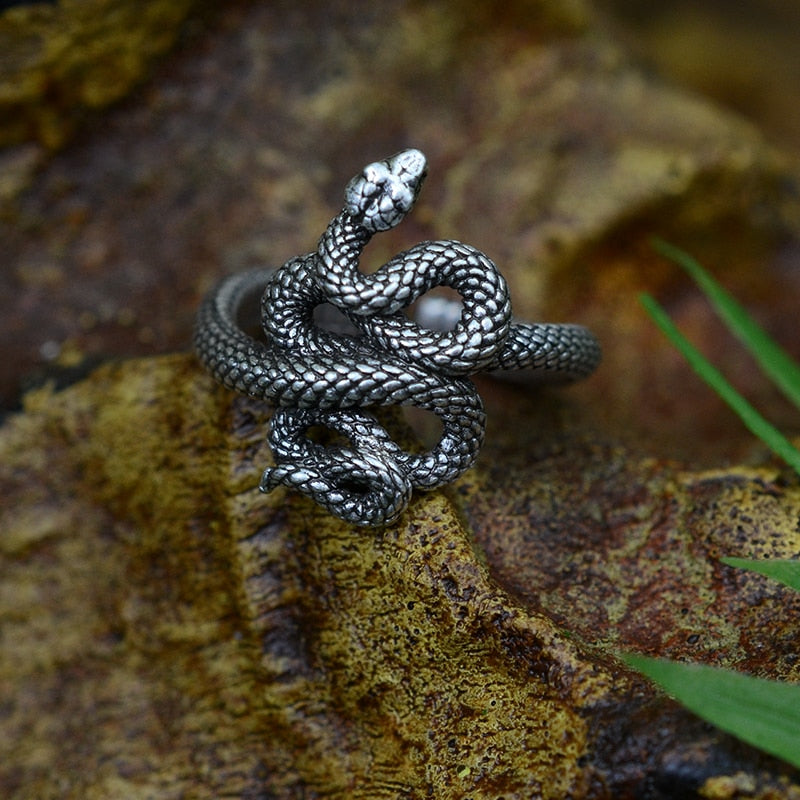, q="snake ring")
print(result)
[194,149,601,526]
